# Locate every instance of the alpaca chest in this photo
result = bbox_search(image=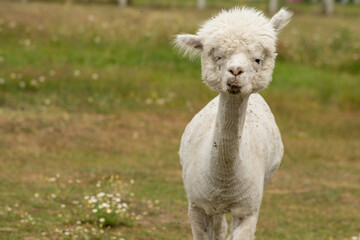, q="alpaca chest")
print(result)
[187,174,263,216]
